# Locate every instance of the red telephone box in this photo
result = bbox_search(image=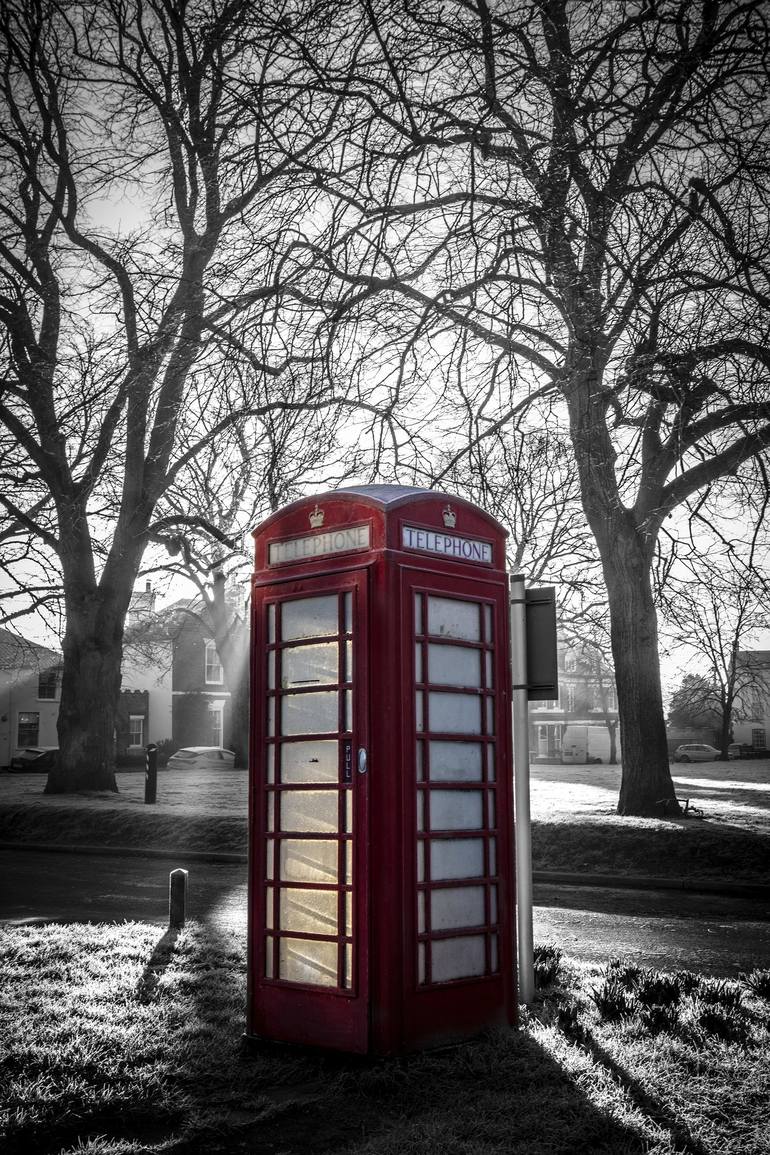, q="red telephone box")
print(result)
[247,485,516,1054]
